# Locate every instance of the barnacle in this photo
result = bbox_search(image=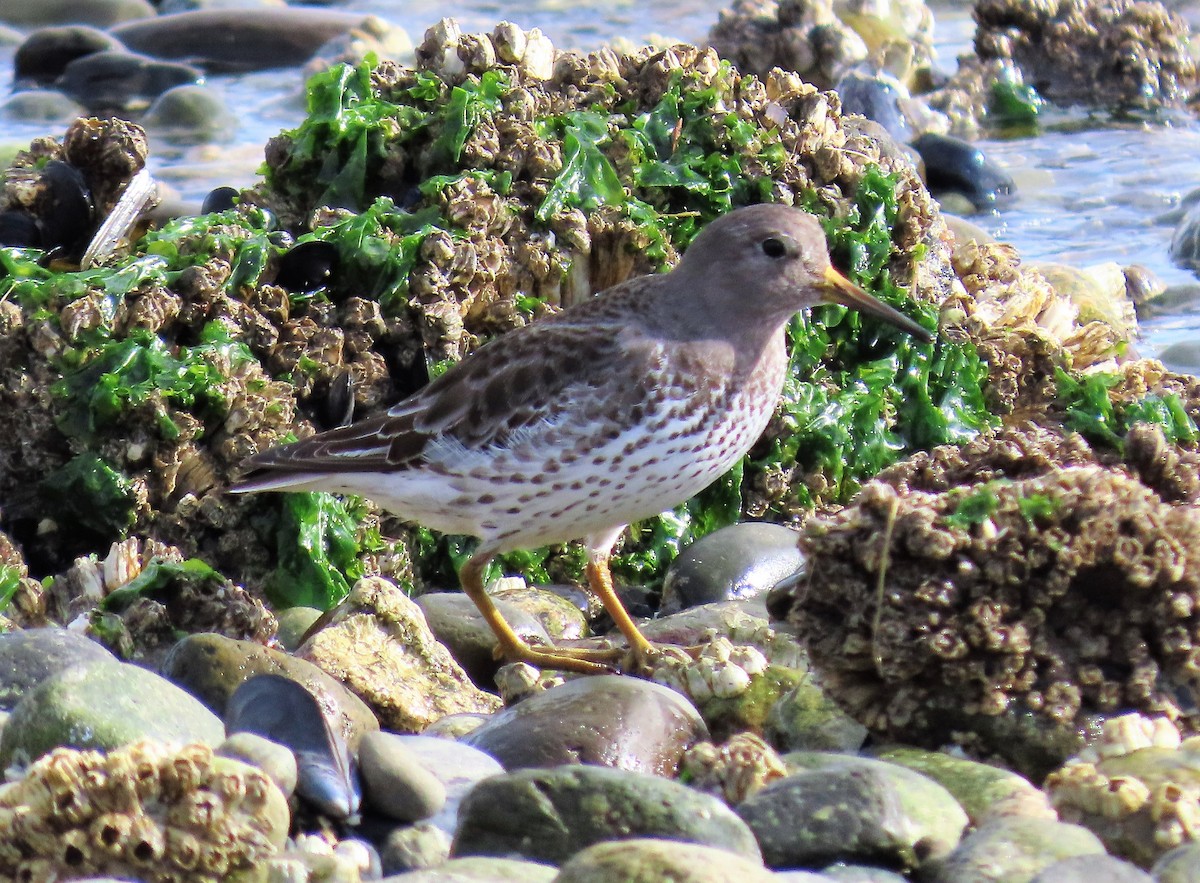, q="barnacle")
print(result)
[0,740,288,882]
